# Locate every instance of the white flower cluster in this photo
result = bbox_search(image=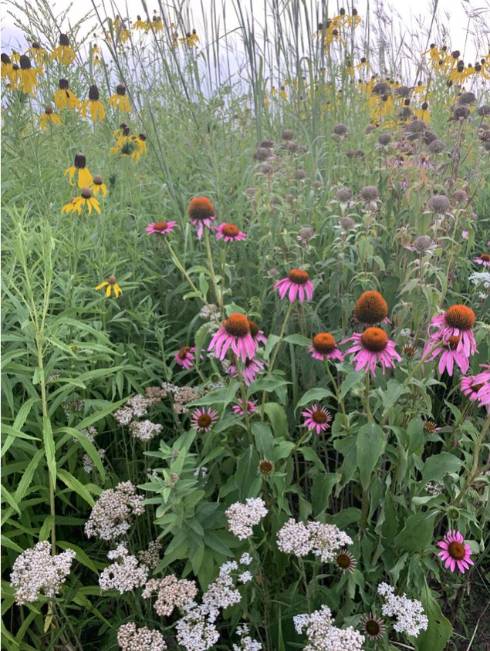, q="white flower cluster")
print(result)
[294,605,365,651]
[277,518,352,562]
[130,419,163,442]
[79,426,106,474]
[143,575,198,616]
[176,557,253,650]
[377,583,428,637]
[137,540,162,570]
[99,545,148,594]
[85,481,145,541]
[233,624,262,651]
[225,498,268,540]
[117,622,167,650]
[10,541,75,605]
